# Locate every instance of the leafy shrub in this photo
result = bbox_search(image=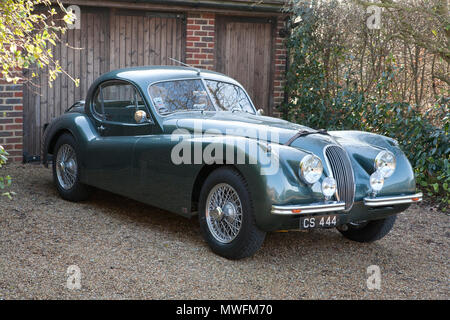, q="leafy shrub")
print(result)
[282,1,449,210]
[363,101,449,210]
[0,145,14,199]
[285,84,449,210]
